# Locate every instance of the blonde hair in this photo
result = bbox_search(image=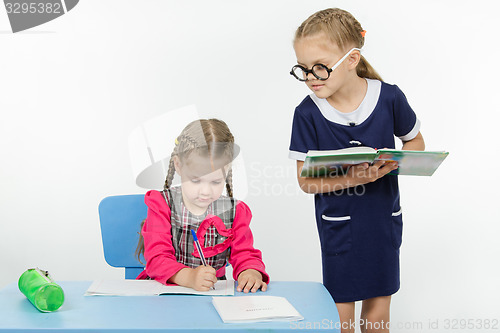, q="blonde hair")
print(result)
[295,8,382,81]
[164,118,235,196]
[135,118,236,263]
